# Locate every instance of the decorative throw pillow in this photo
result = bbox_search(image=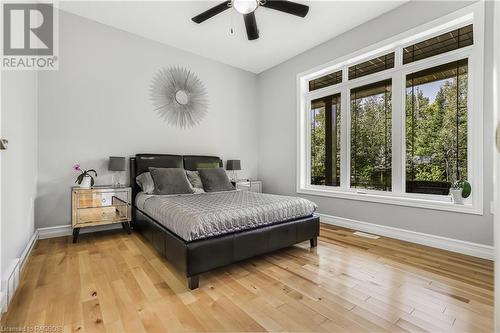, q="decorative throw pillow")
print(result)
[192,187,205,194]
[136,172,155,194]
[198,168,235,192]
[186,170,204,190]
[149,167,195,195]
